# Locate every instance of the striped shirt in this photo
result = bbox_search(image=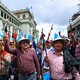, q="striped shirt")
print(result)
[75,43,80,60]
